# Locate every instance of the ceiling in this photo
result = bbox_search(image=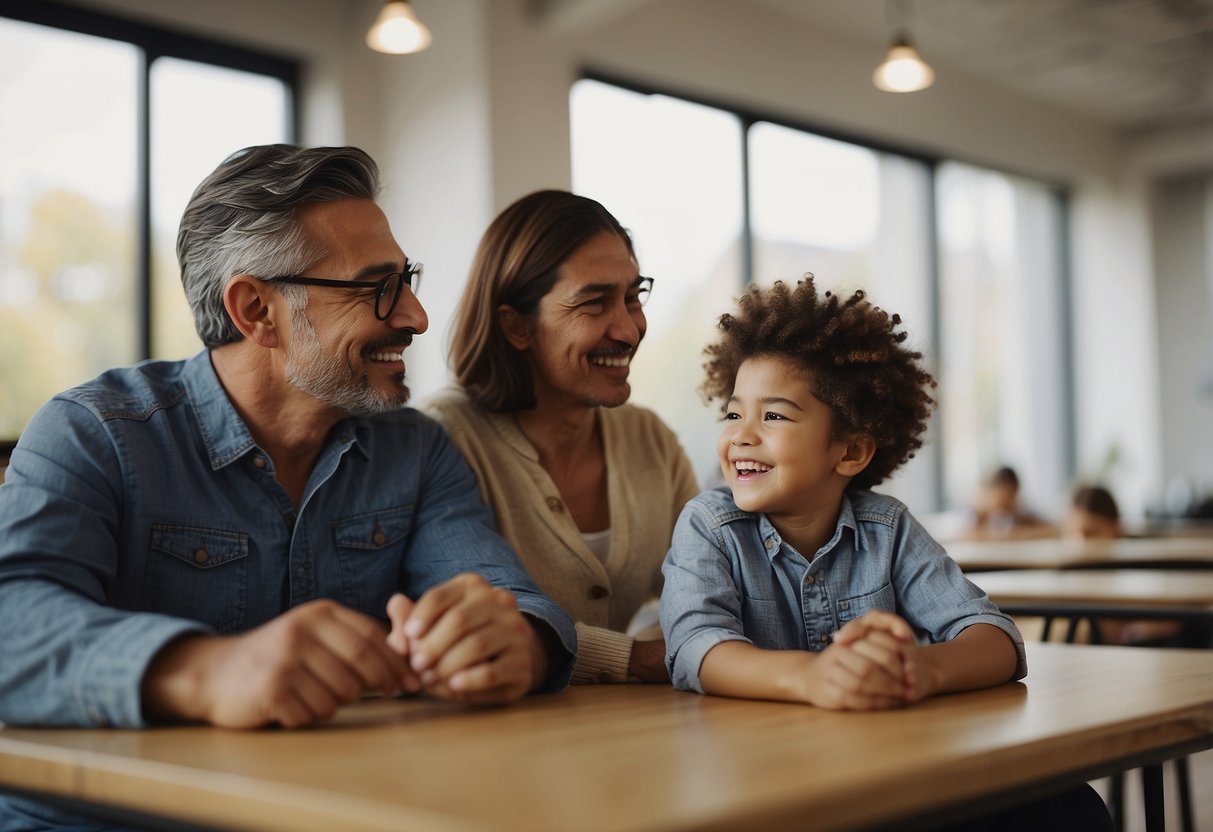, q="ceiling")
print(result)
[539,0,1213,133]
[750,0,1213,133]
